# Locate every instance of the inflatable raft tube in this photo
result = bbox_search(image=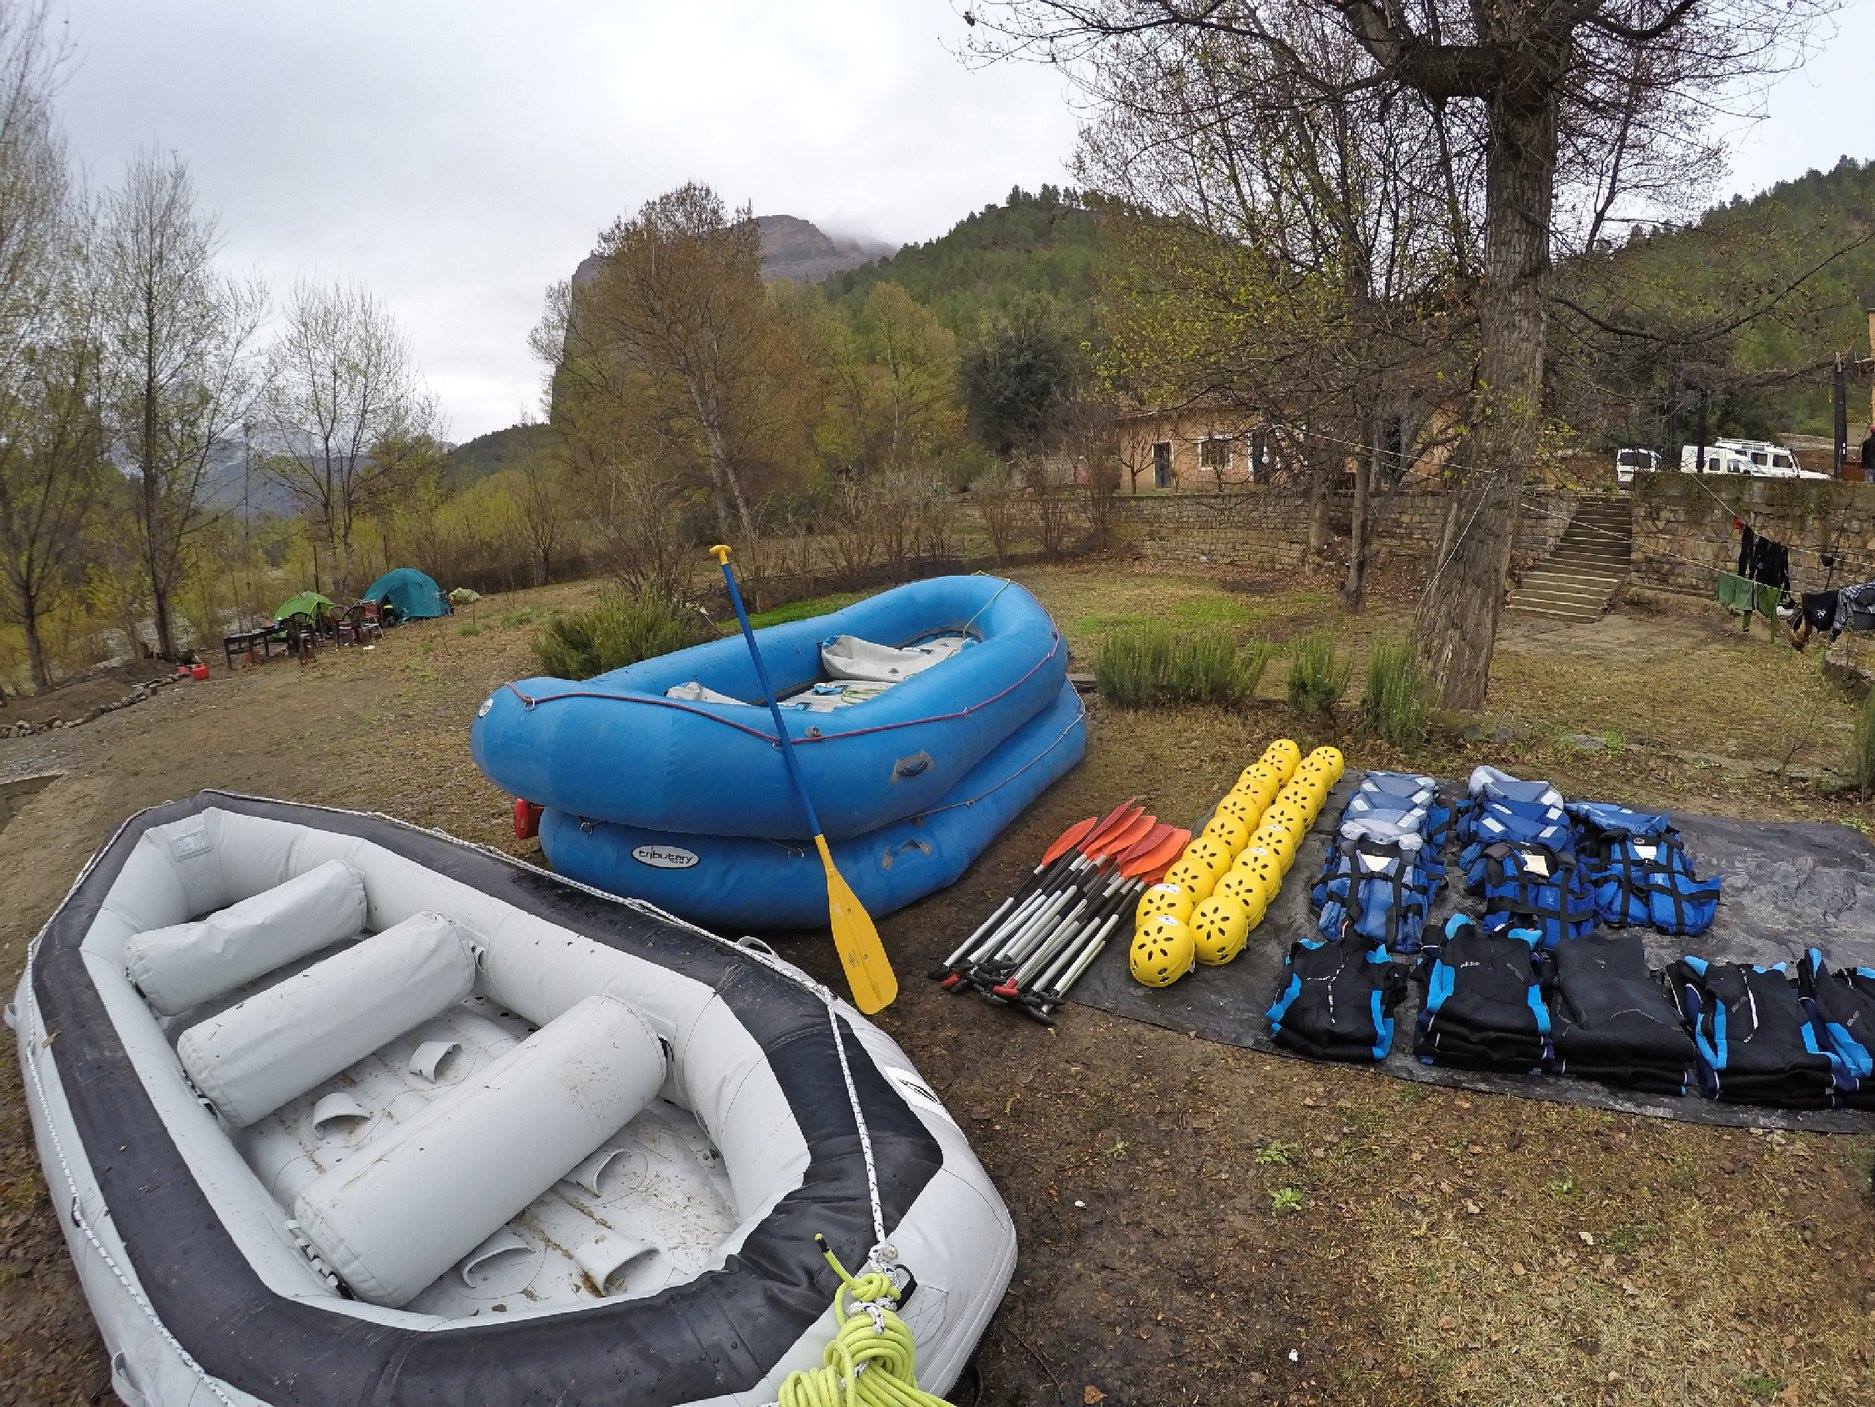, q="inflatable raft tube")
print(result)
[542,679,1087,929]
[12,792,1015,1406]
[472,575,1066,840]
